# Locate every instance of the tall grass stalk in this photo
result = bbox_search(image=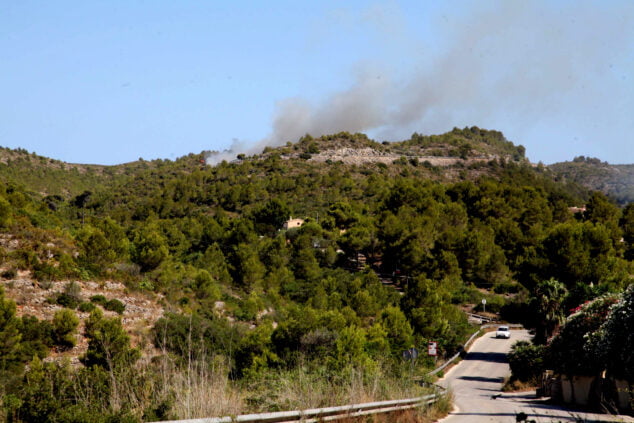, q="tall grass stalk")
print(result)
[156,354,243,419]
